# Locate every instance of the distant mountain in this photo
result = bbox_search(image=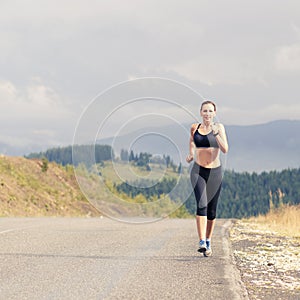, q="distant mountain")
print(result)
[0,142,49,157]
[0,142,25,156]
[97,120,300,173]
[225,120,300,172]
[2,120,299,173]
